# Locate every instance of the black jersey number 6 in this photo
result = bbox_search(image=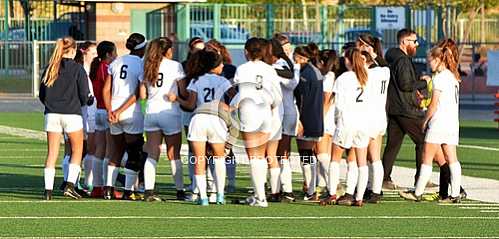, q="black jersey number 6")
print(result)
[119,65,128,79]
